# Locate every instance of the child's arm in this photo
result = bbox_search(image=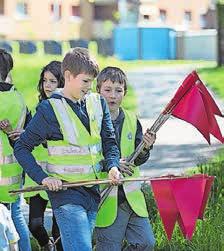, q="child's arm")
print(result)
[9,242,19,251]
[13,102,62,190]
[0,119,12,133]
[100,97,121,183]
[14,103,52,184]
[134,121,156,166]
